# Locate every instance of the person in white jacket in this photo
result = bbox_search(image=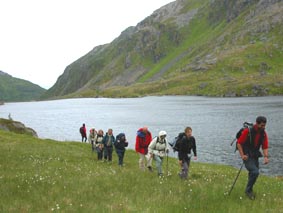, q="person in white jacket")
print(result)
[148,130,169,177]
